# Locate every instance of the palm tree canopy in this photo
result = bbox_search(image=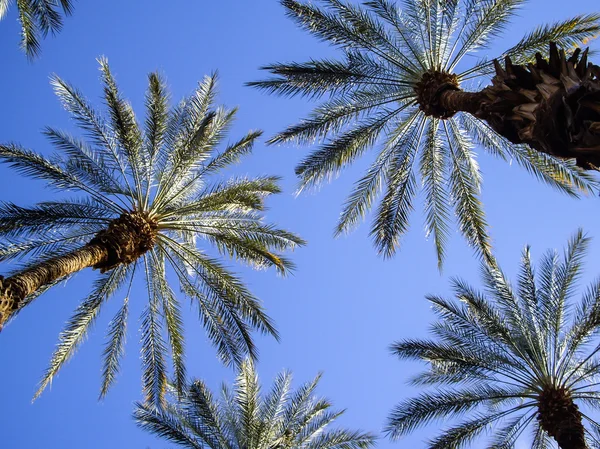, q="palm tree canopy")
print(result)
[135,359,376,449]
[250,0,600,266]
[0,59,304,405]
[387,229,600,448]
[0,0,74,58]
